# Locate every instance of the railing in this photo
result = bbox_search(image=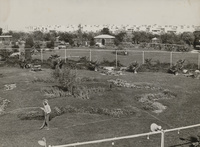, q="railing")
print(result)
[1,48,200,68]
[39,48,200,68]
[48,123,200,147]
